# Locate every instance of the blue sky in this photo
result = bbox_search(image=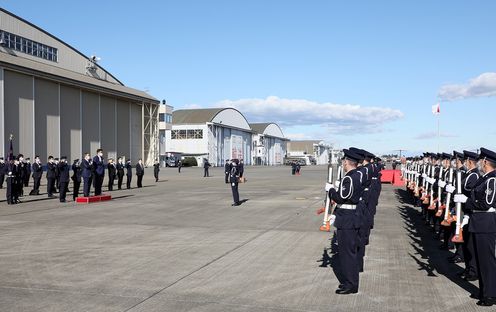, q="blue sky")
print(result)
[3,1,496,156]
